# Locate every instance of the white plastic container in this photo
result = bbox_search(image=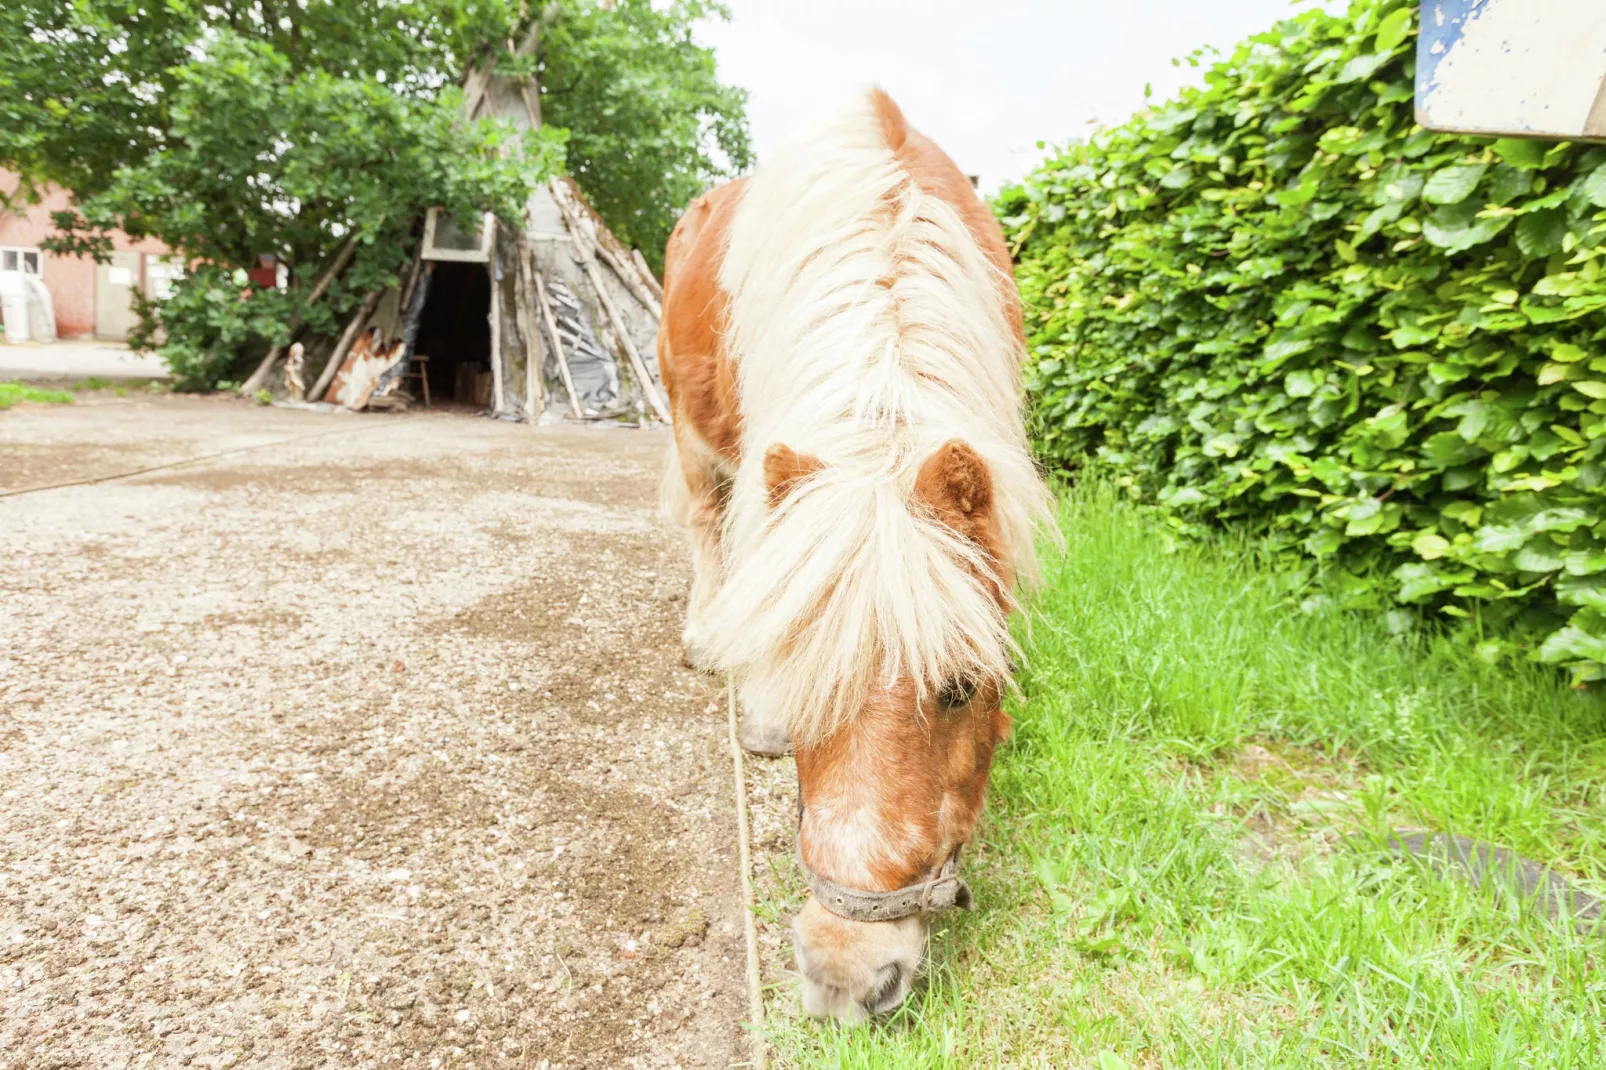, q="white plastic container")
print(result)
[0,272,30,344]
[23,273,56,343]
